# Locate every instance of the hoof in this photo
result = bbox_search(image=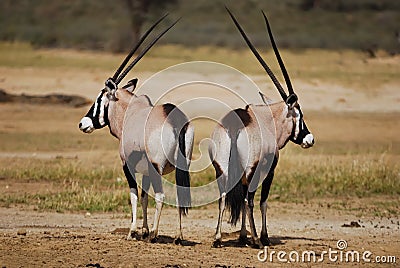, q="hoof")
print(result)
[212,239,223,248]
[251,238,263,249]
[260,235,271,246]
[126,231,139,241]
[149,231,158,243]
[174,237,183,245]
[238,235,248,246]
[142,229,149,239]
